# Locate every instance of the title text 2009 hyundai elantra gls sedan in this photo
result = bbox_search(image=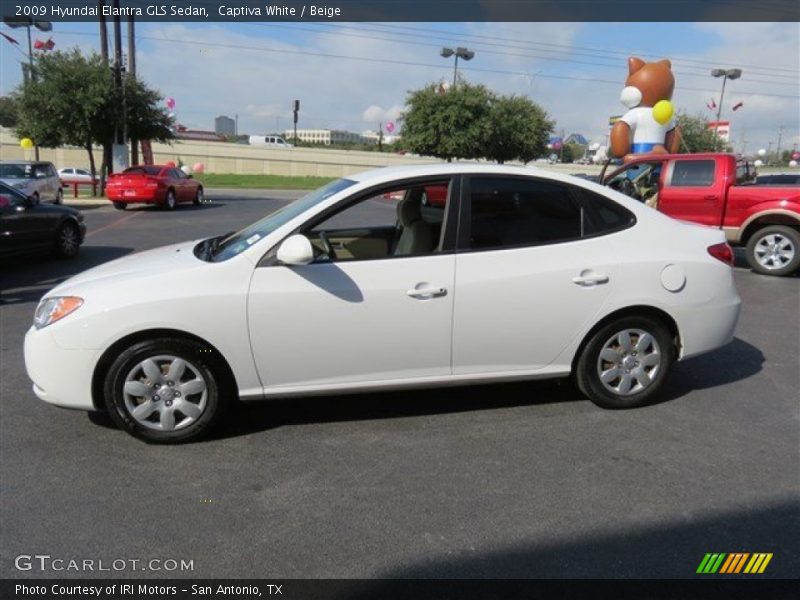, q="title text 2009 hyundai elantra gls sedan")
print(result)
[25,164,741,443]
